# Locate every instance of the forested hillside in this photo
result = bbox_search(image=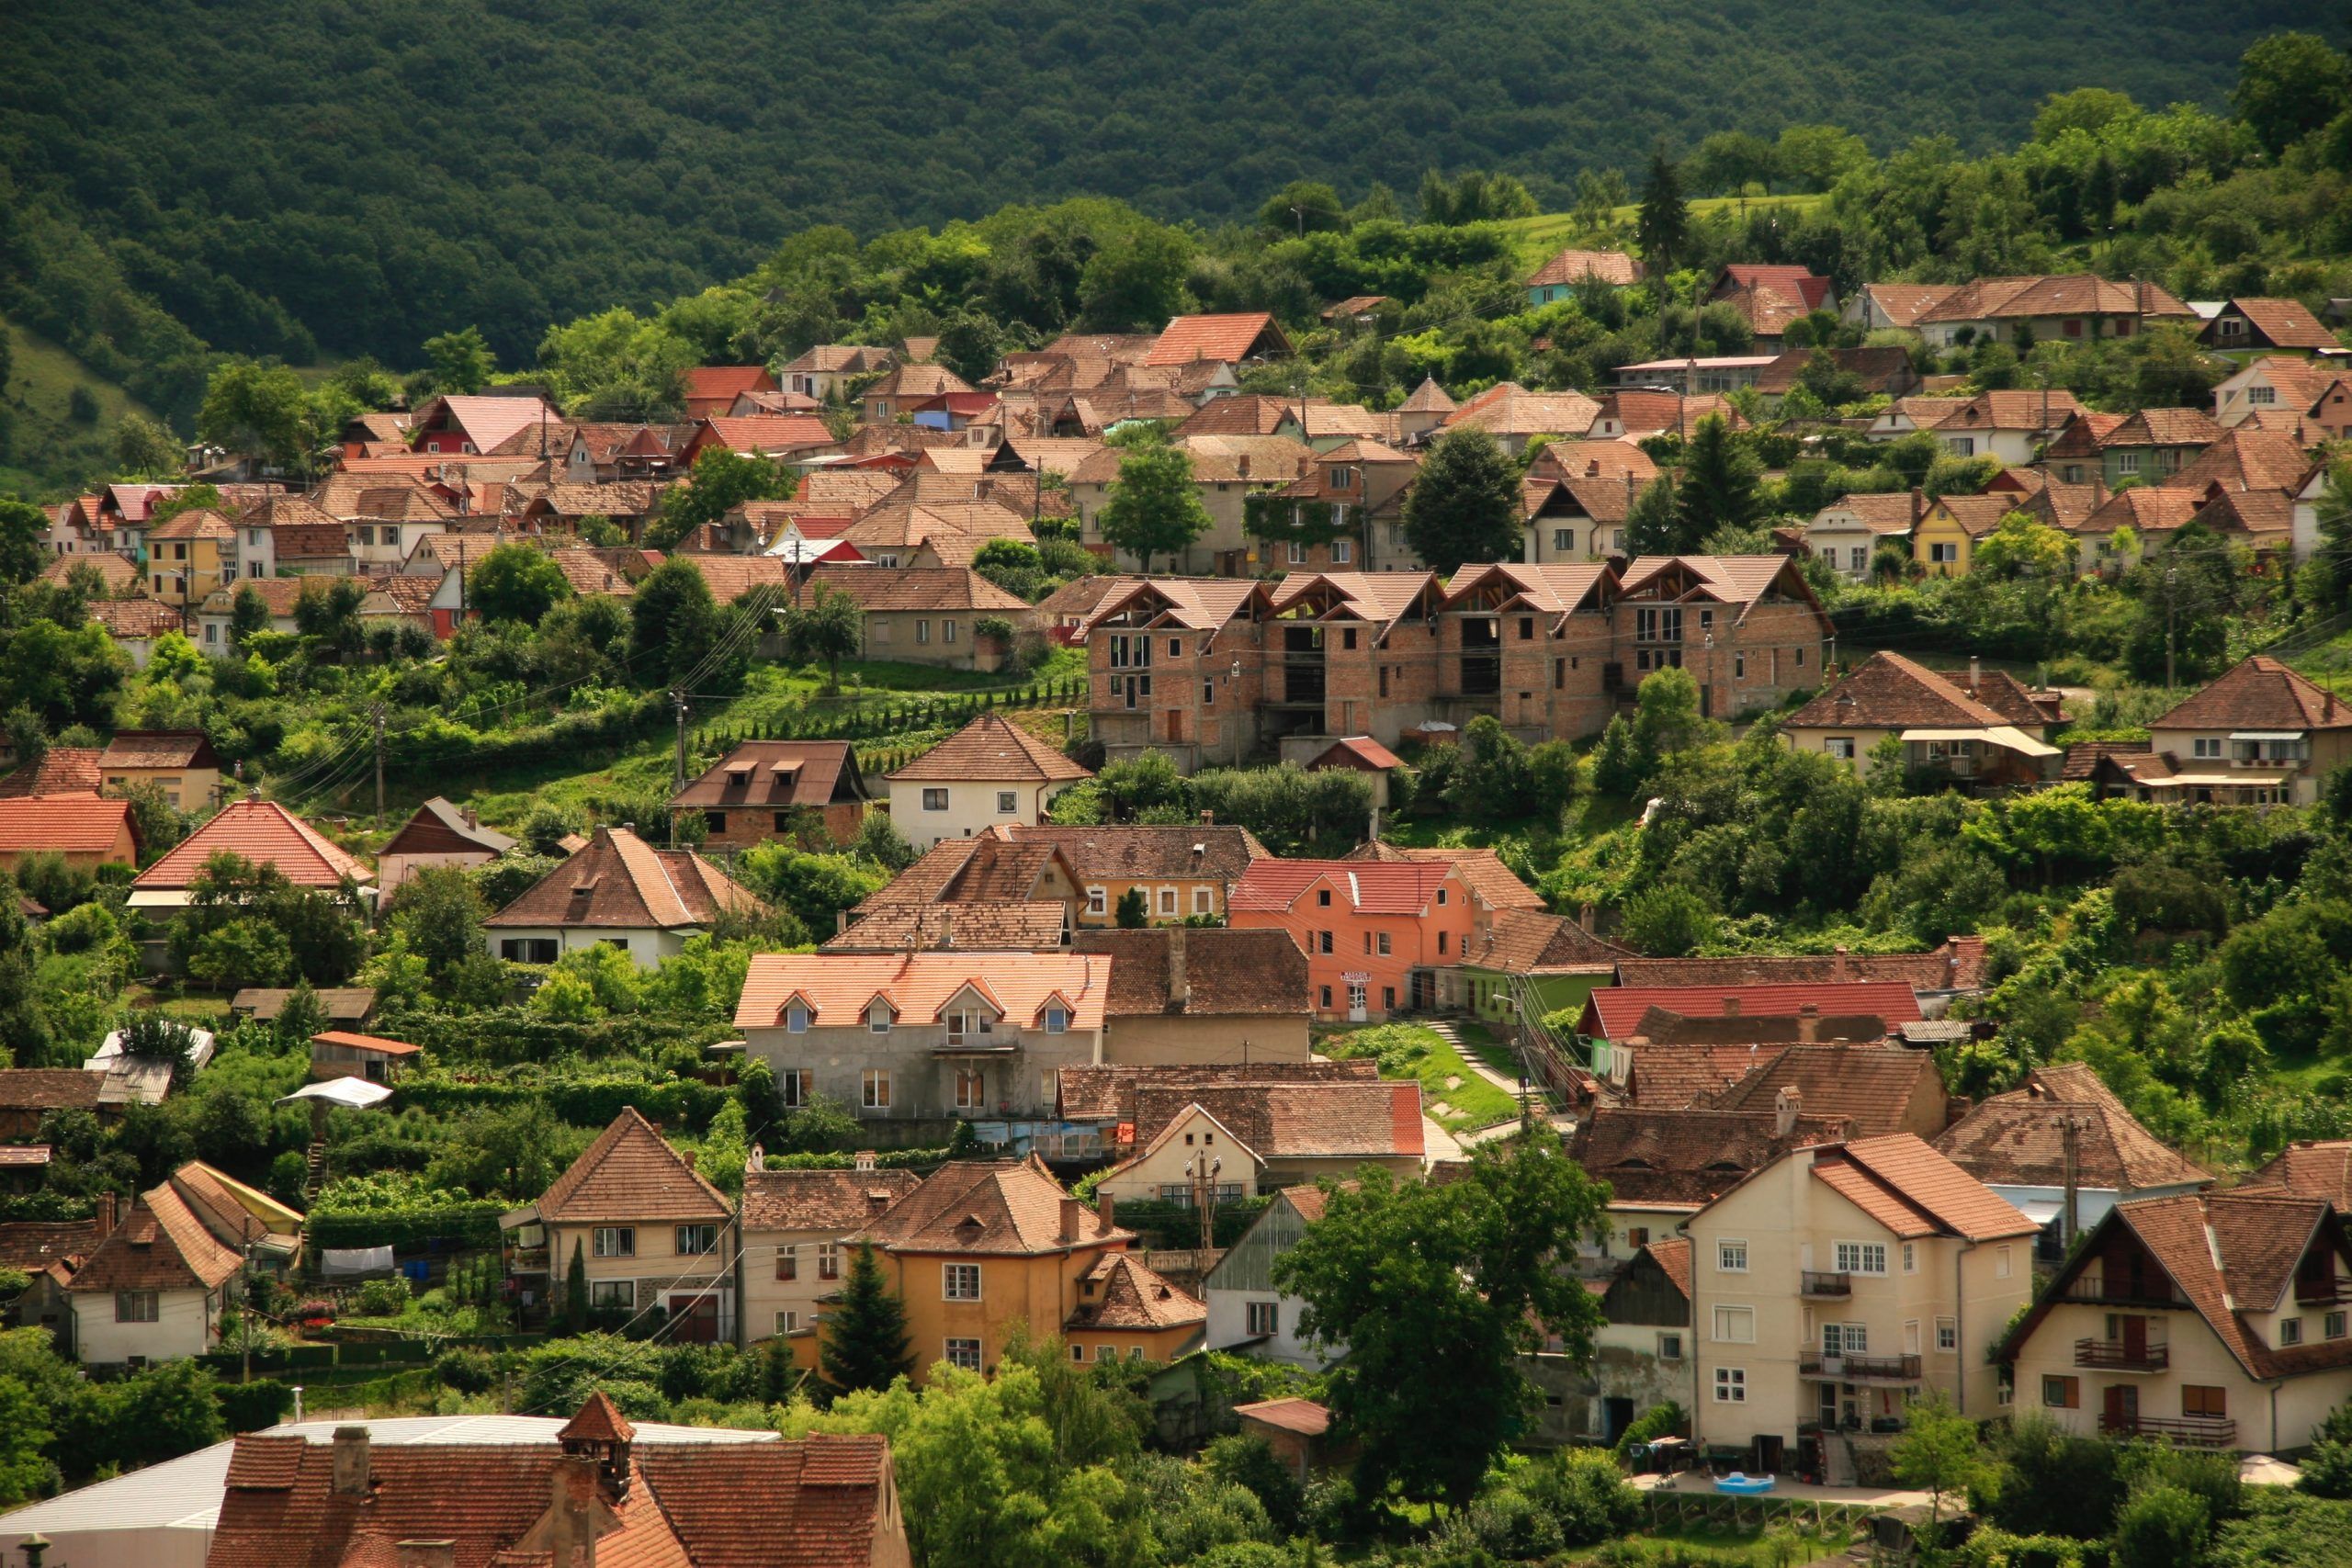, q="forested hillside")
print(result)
[0,0,2318,373]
